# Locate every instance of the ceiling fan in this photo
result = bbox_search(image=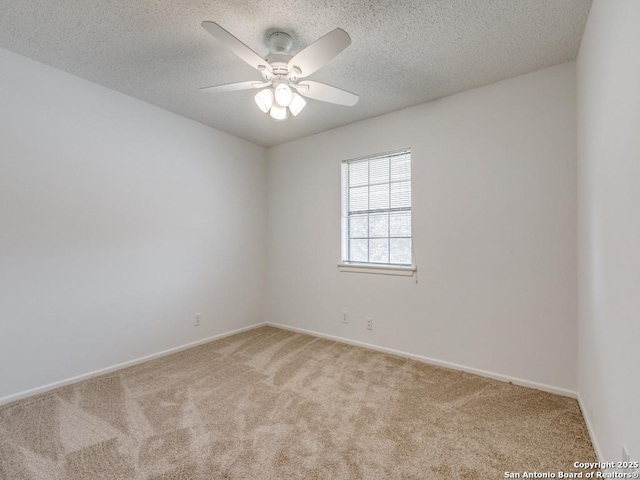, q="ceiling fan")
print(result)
[200,22,359,120]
